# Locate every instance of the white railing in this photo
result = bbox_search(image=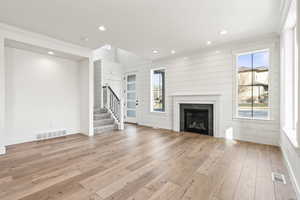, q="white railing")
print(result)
[103,85,124,130]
